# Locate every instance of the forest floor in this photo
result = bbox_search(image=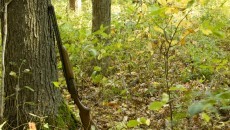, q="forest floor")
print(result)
[63,76,230,130]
